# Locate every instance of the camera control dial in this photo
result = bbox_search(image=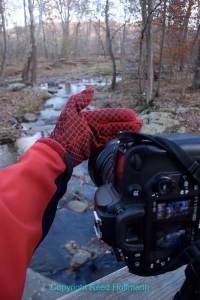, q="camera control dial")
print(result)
[156,177,175,195]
